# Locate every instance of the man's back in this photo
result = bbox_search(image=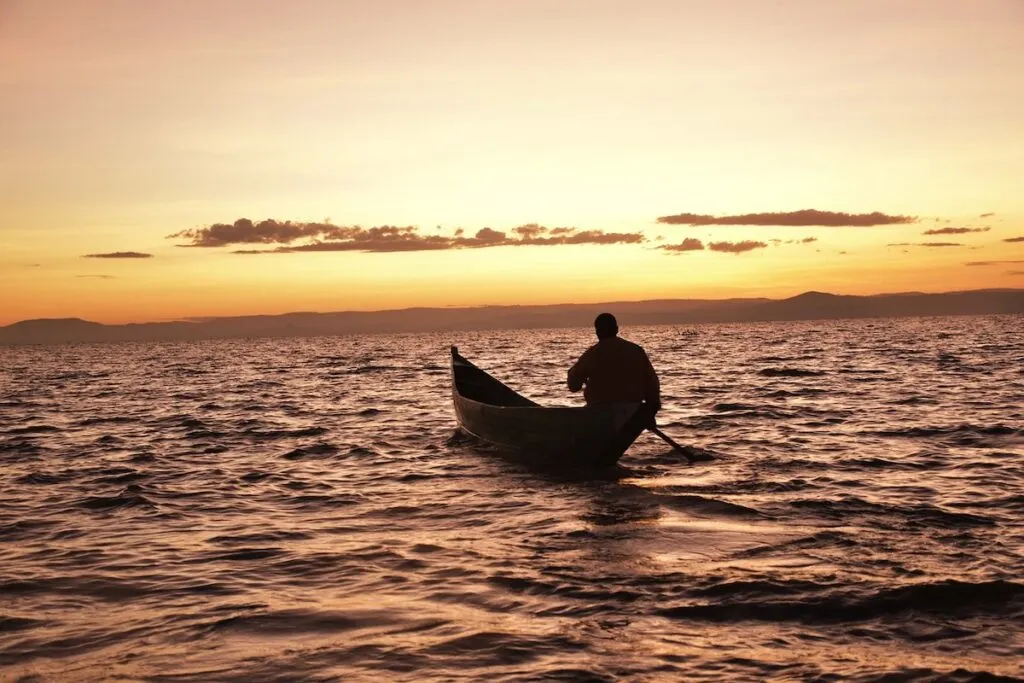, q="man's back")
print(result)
[568,336,660,406]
